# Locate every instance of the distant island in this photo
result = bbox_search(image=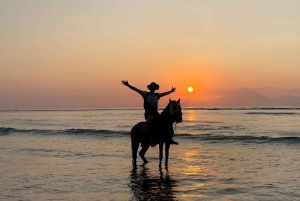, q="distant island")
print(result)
[182,87,300,107]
